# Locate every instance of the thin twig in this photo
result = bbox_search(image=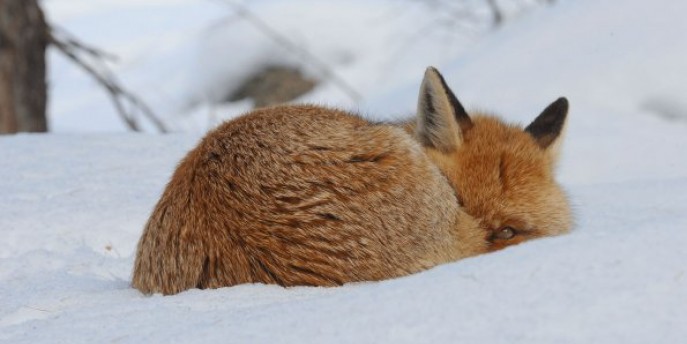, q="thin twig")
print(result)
[49,27,168,133]
[51,26,119,62]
